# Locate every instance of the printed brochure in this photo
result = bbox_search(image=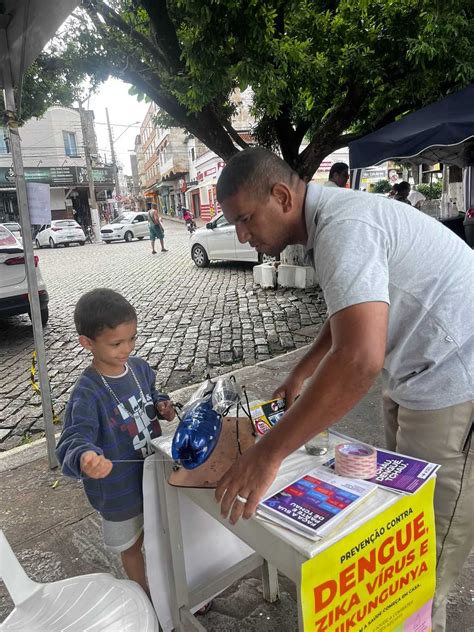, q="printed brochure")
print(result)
[258,466,376,539]
[324,447,440,494]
